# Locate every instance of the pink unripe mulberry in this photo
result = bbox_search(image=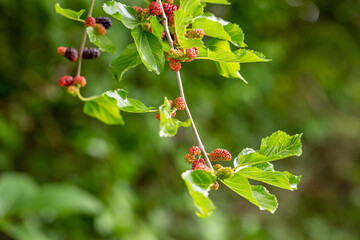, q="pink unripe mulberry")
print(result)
[58,75,74,87]
[169,48,184,60]
[184,153,195,164]
[168,99,174,108]
[194,162,211,171]
[57,47,66,56]
[84,17,96,27]
[209,148,232,161]
[149,2,162,16]
[94,23,106,36]
[74,76,87,87]
[185,29,205,39]
[133,6,143,15]
[186,47,199,59]
[169,58,181,72]
[211,182,219,191]
[192,159,206,170]
[174,97,185,111]
[188,146,201,156]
